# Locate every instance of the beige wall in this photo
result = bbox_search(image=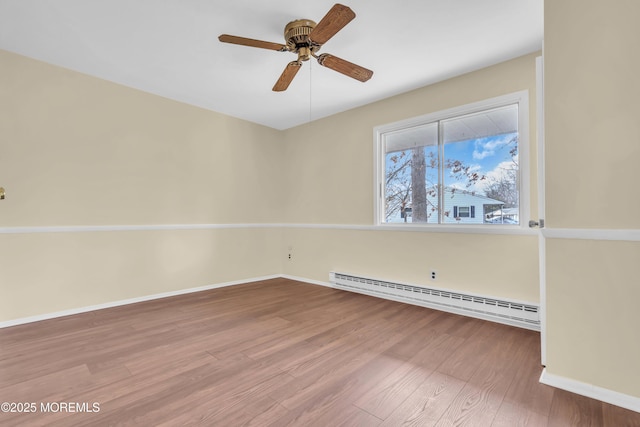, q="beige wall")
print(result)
[0,50,285,226]
[283,53,540,224]
[546,240,640,397]
[545,1,640,230]
[282,228,539,302]
[281,52,541,302]
[0,50,284,321]
[544,0,640,398]
[0,228,282,321]
[2,50,542,324]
